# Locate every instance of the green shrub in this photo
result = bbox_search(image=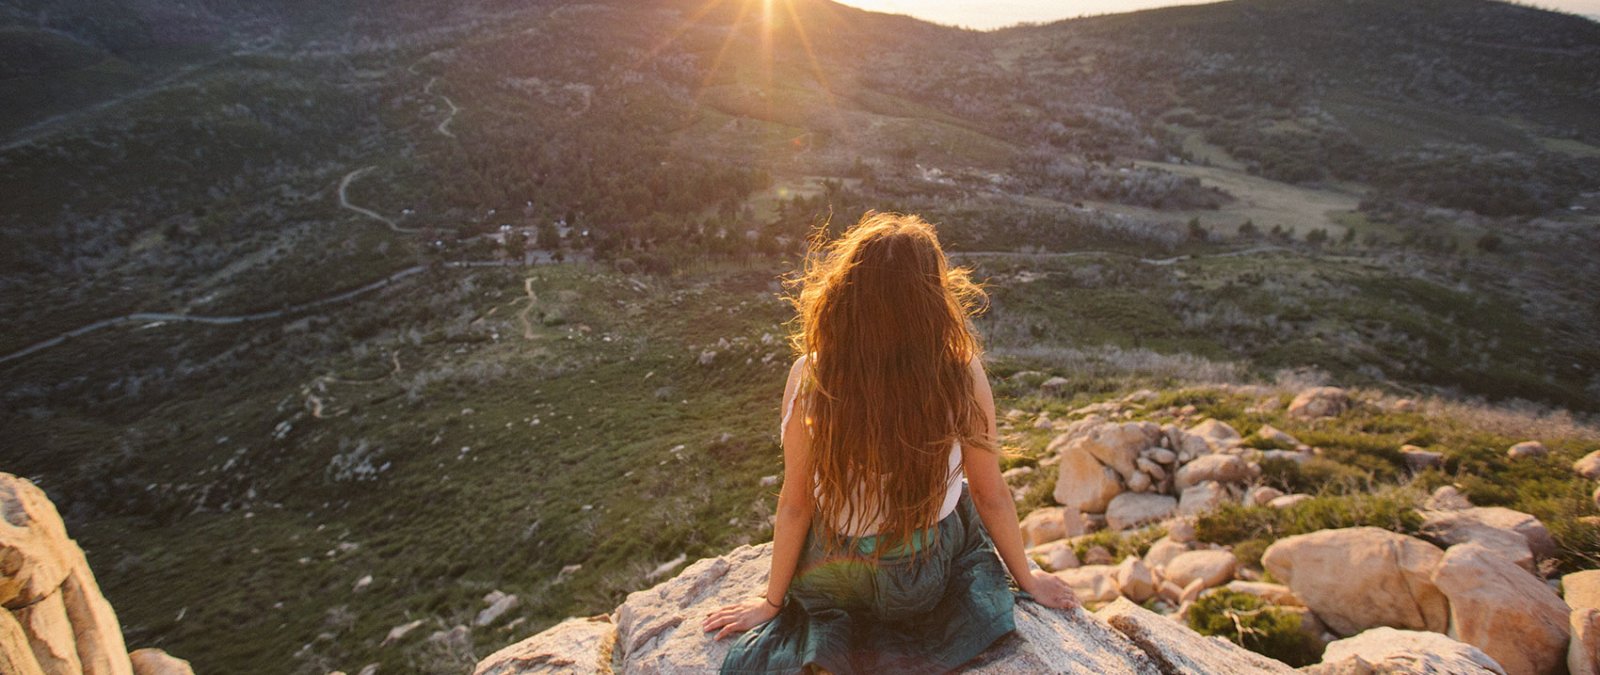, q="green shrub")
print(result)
[1195,489,1424,546]
[1231,538,1271,570]
[1187,590,1323,666]
[1070,526,1167,562]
